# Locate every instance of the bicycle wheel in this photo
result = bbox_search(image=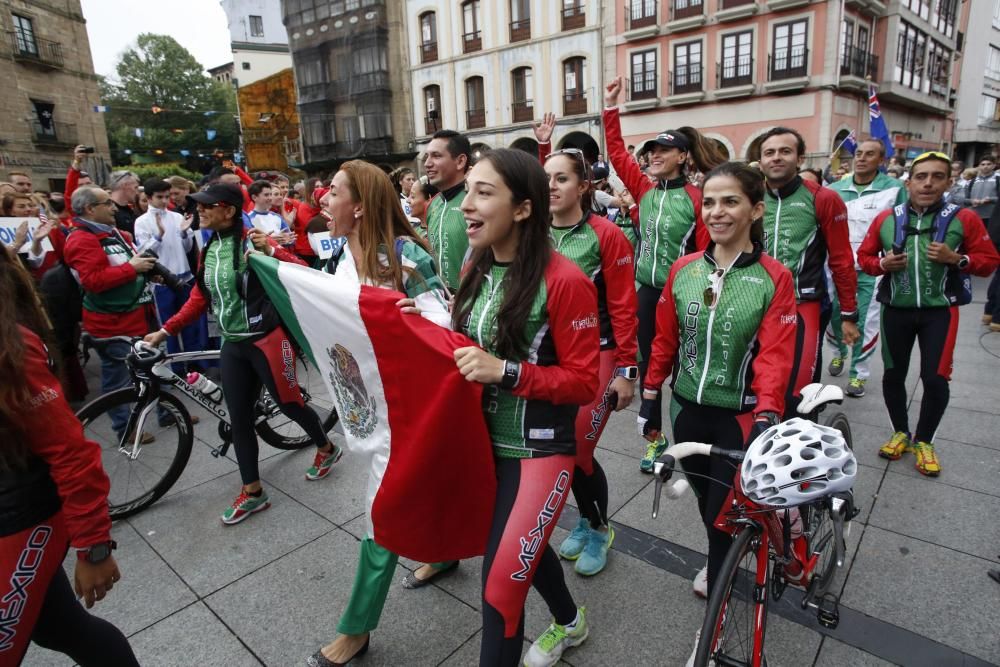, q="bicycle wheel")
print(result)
[822,411,852,449]
[695,525,768,667]
[76,388,193,520]
[255,356,339,450]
